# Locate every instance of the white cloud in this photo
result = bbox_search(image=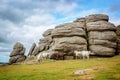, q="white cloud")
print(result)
[110,18,120,26]
[55,2,78,15]
[107,13,120,26]
[78,9,98,17]
[54,9,98,24]
[0,47,9,51]
[25,14,55,26]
